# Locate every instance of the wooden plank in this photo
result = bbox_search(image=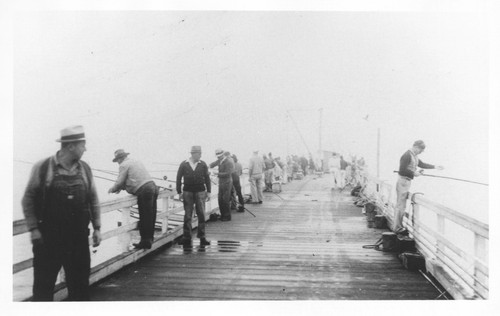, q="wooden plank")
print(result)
[89,176,443,301]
